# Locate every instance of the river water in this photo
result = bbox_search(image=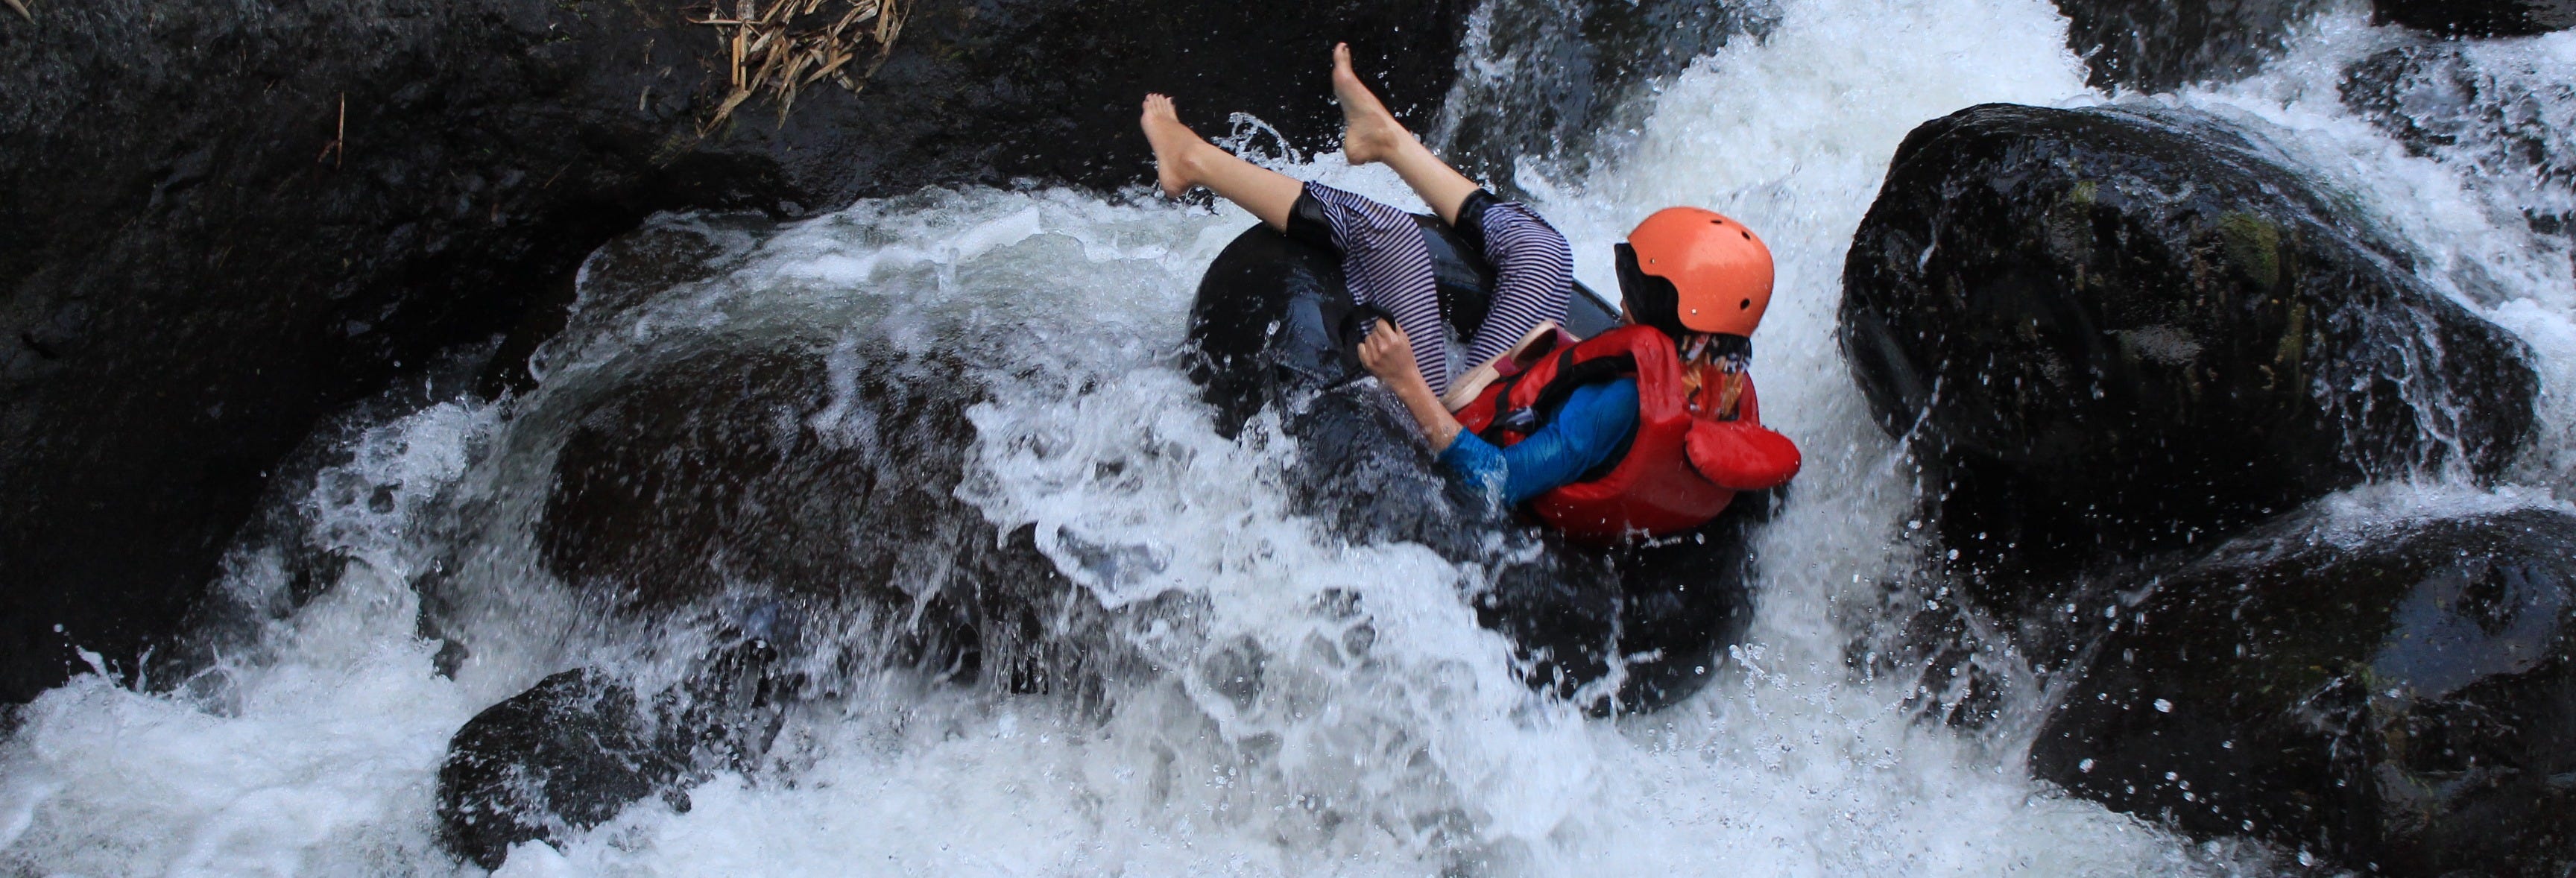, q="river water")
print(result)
[5,0,2574,874]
